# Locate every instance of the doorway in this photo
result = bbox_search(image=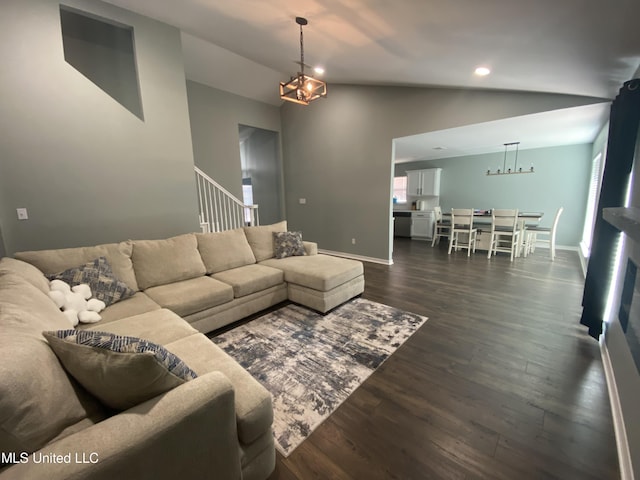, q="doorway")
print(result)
[238,125,284,225]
